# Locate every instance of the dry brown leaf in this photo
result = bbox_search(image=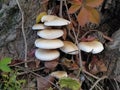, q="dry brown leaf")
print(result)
[77,7,89,27]
[89,56,107,74]
[86,0,104,7]
[86,7,100,24]
[96,59,107,72]
[37,75,55,90]
[61,58,79,70]
[68,4,81,14]
[44,59,58,70]
[69,0,82,5]
[36,12,47,23]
